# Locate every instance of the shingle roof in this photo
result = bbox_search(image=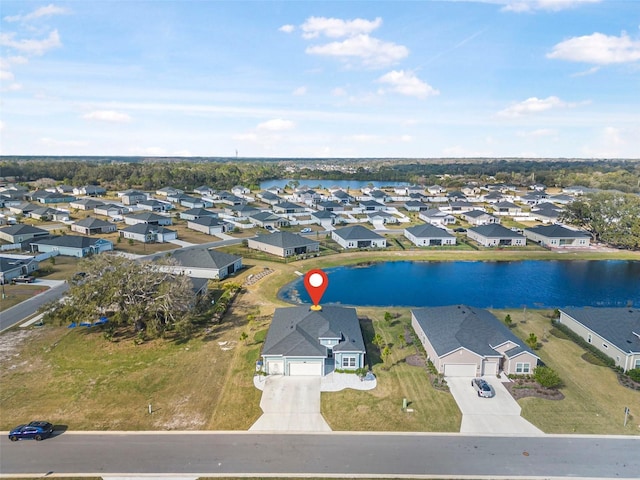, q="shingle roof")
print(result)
[125,212,167,222]
[405,223,454,238]
[464,210,492,219]
[333,225,384,240]
[30,235,111,249]
[412,305,538,359]
[312,210,336,219]
[181,208,216,217]
[120,223,174,235]
[525,224,589,239]
[74,217,115,228]
[188,216,227,227]
[469,224,524,238]
[250,211,284,222]
[169,248,240,270]
[561,308,640,354]
[262,306,365,357]
[0,224,49,236]
[251,232,319,248]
